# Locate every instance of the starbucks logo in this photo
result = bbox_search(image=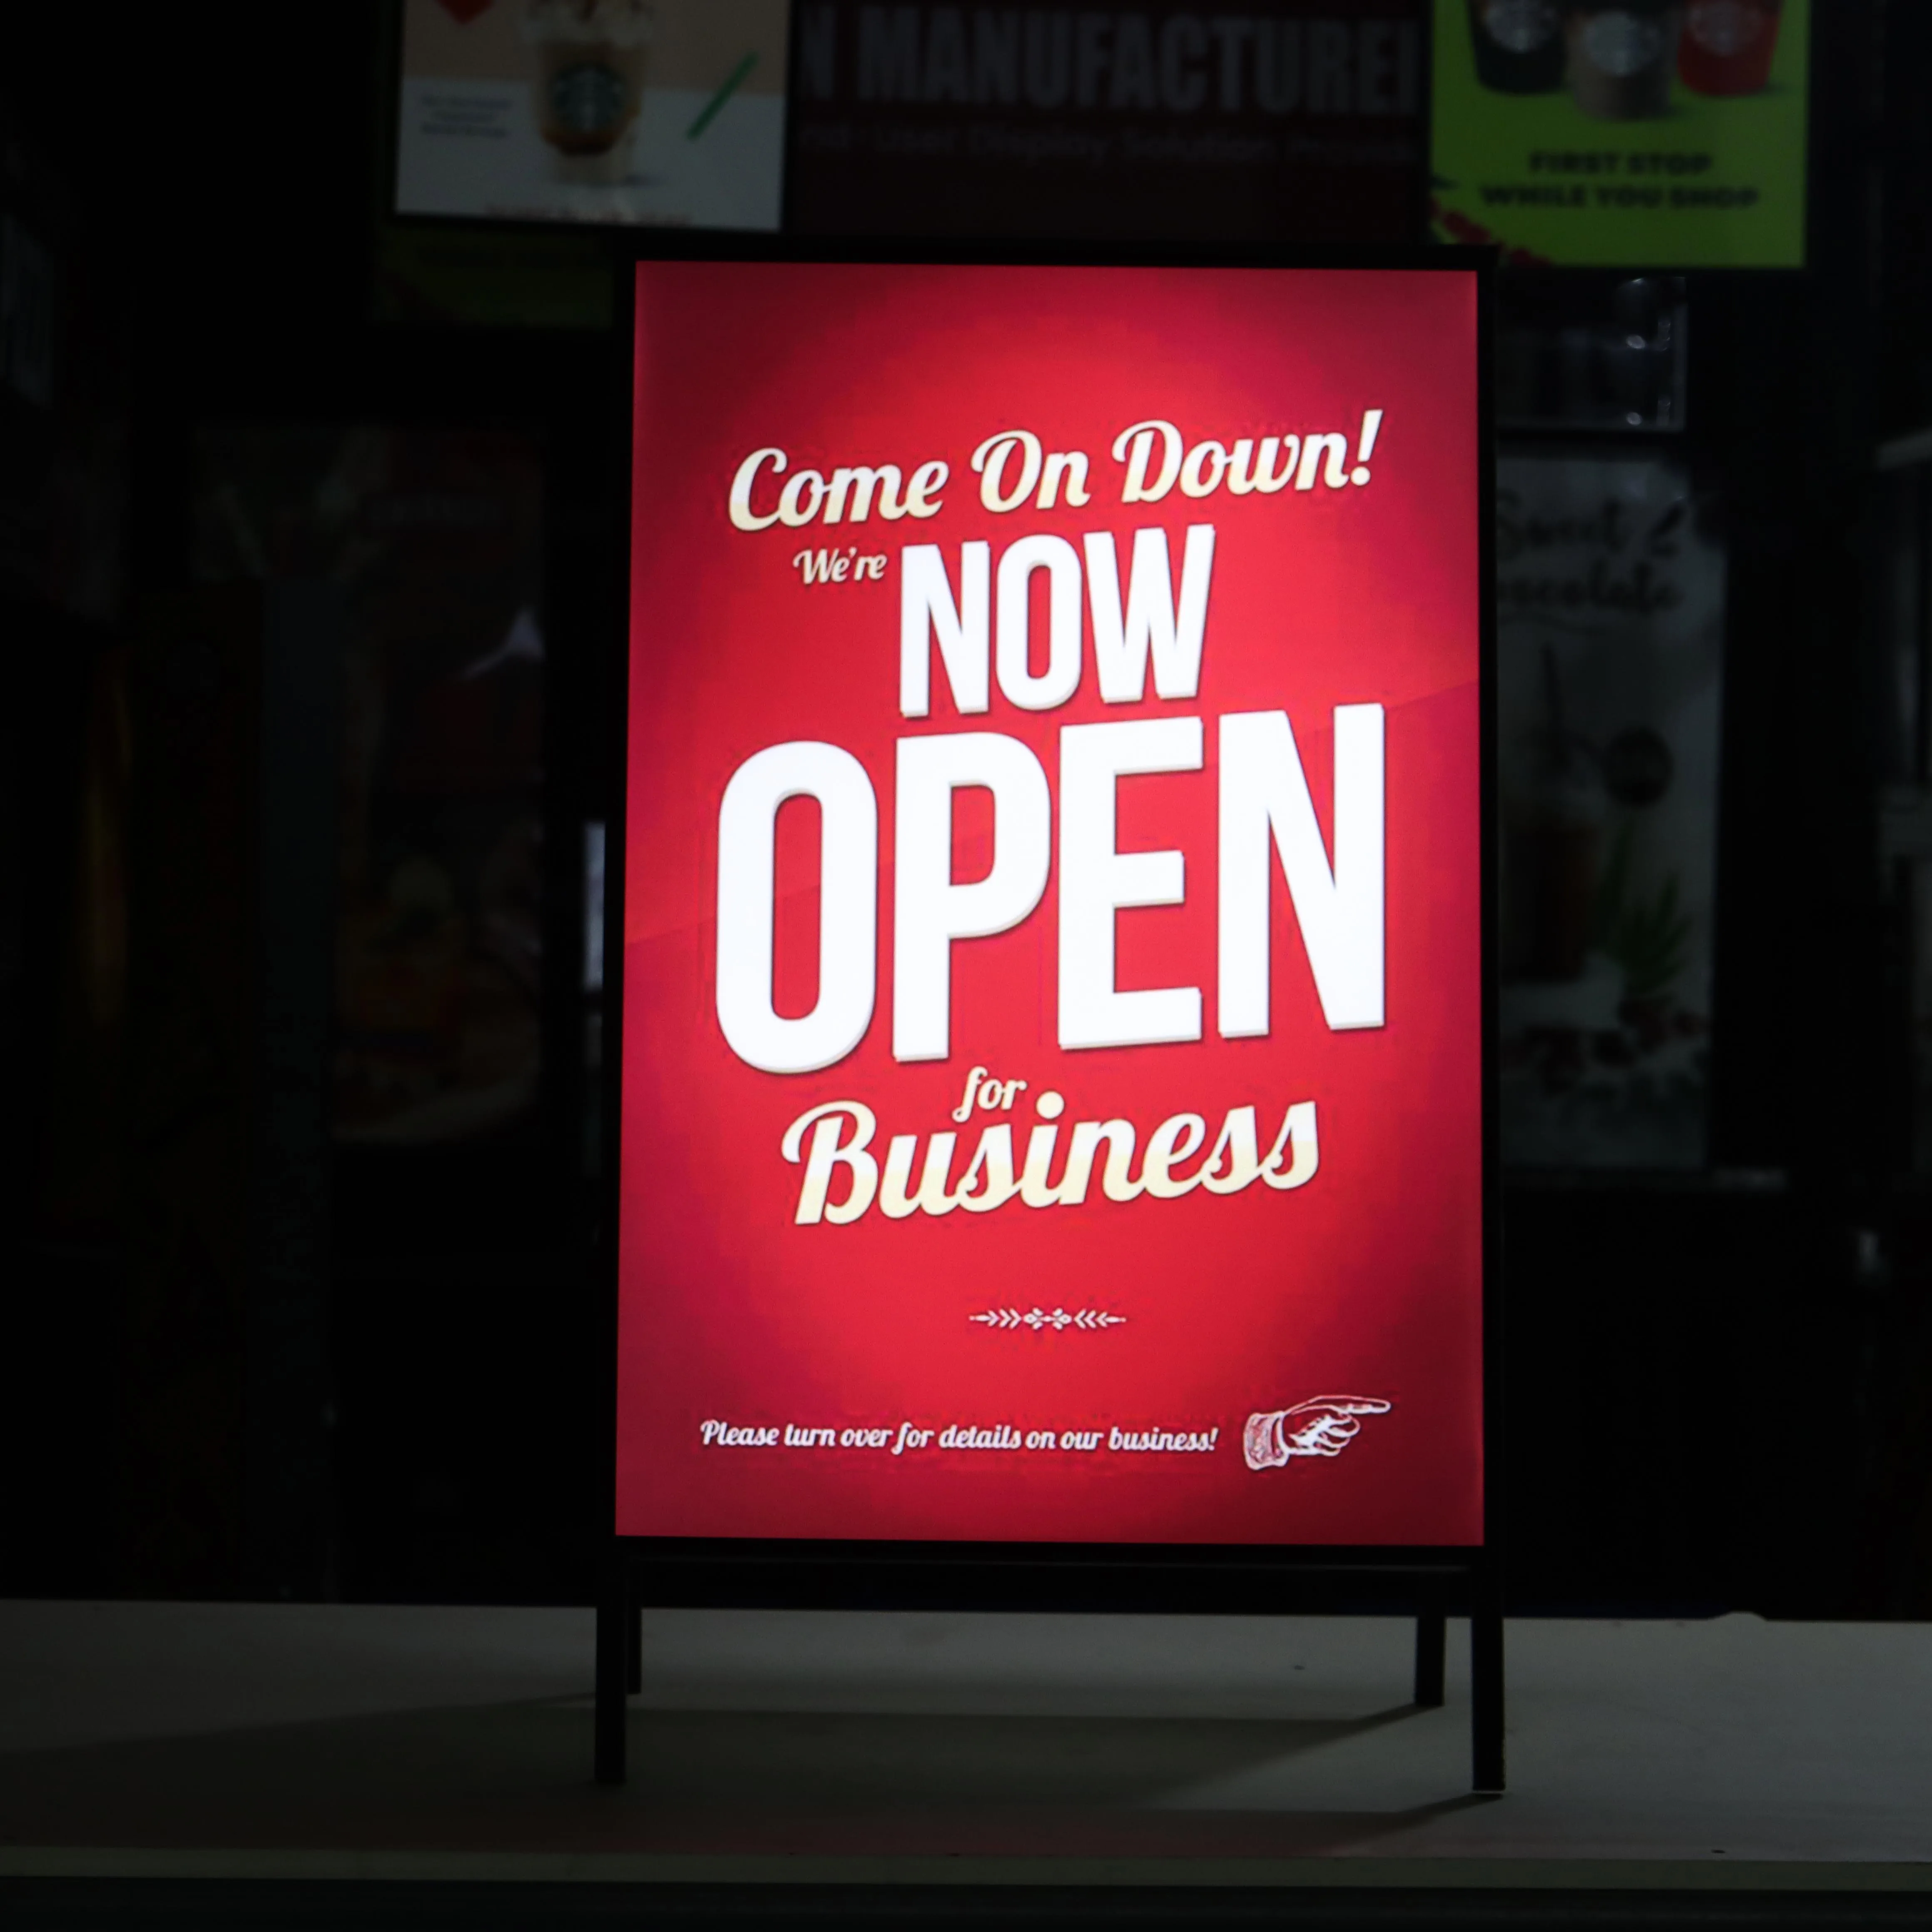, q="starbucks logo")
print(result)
[1482,0,1559,53]
[549,60,630,137]
[1581,11,1666,77]
[1687,1,1765,56]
